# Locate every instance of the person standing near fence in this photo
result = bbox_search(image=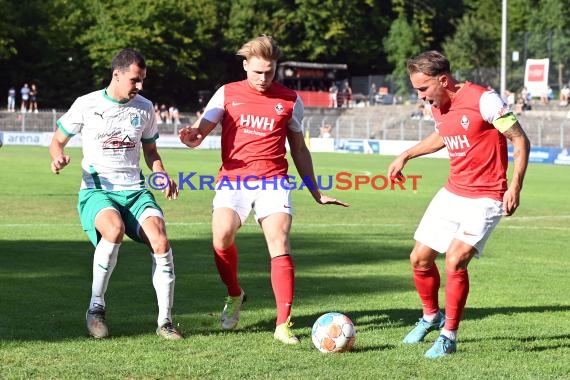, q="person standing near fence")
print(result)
[20,83,30,113]
[7,86,16,112]
[388,50,530,358]
[29,84,39,113]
